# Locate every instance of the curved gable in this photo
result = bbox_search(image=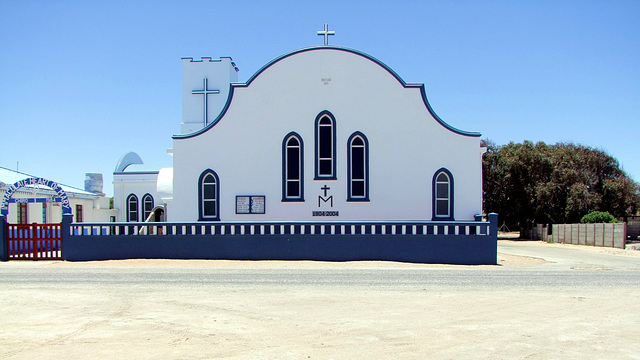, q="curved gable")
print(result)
[174,46,480,140]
